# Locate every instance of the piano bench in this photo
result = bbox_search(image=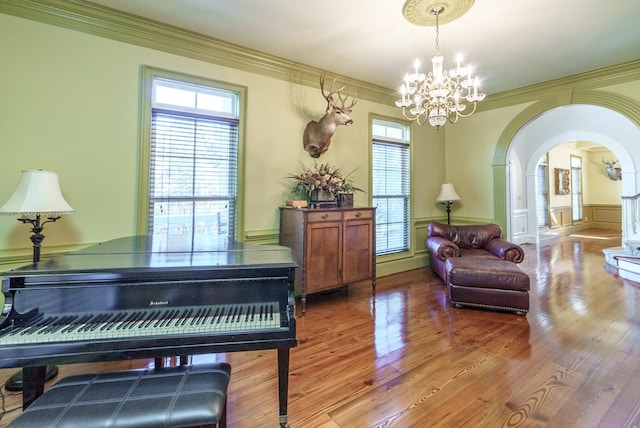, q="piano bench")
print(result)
[8,362,231,428]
